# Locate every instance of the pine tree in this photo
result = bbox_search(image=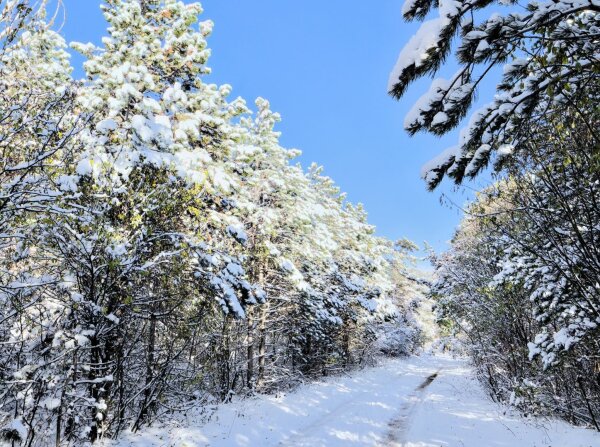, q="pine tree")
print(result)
[389,0,600,189]
[0,3,80,445]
